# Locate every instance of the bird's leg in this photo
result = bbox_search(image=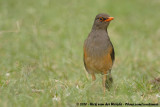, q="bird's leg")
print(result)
[91,73,96,81]
[102,74,107,94]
